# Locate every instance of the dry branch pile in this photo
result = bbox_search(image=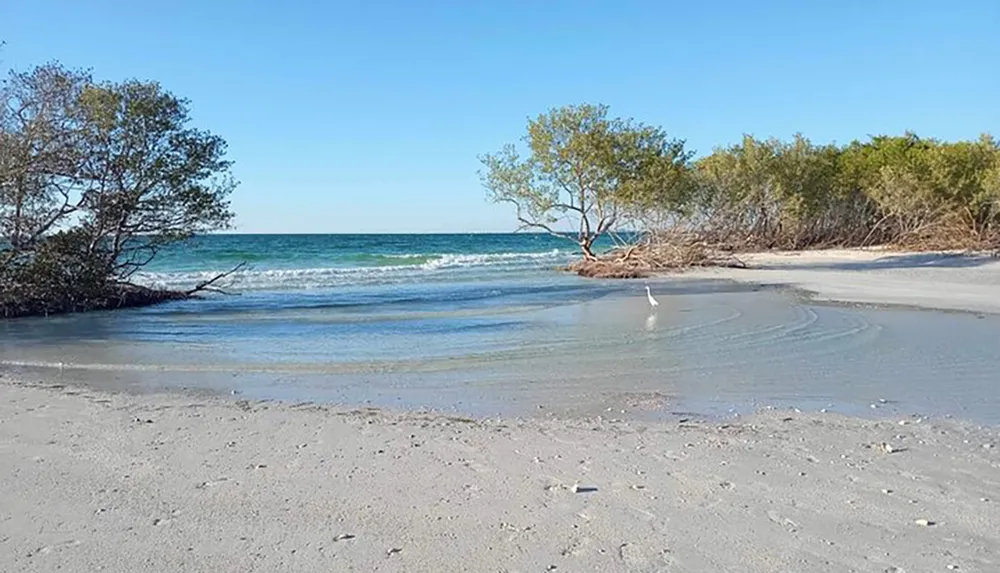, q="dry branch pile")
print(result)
[567,232,746,279]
